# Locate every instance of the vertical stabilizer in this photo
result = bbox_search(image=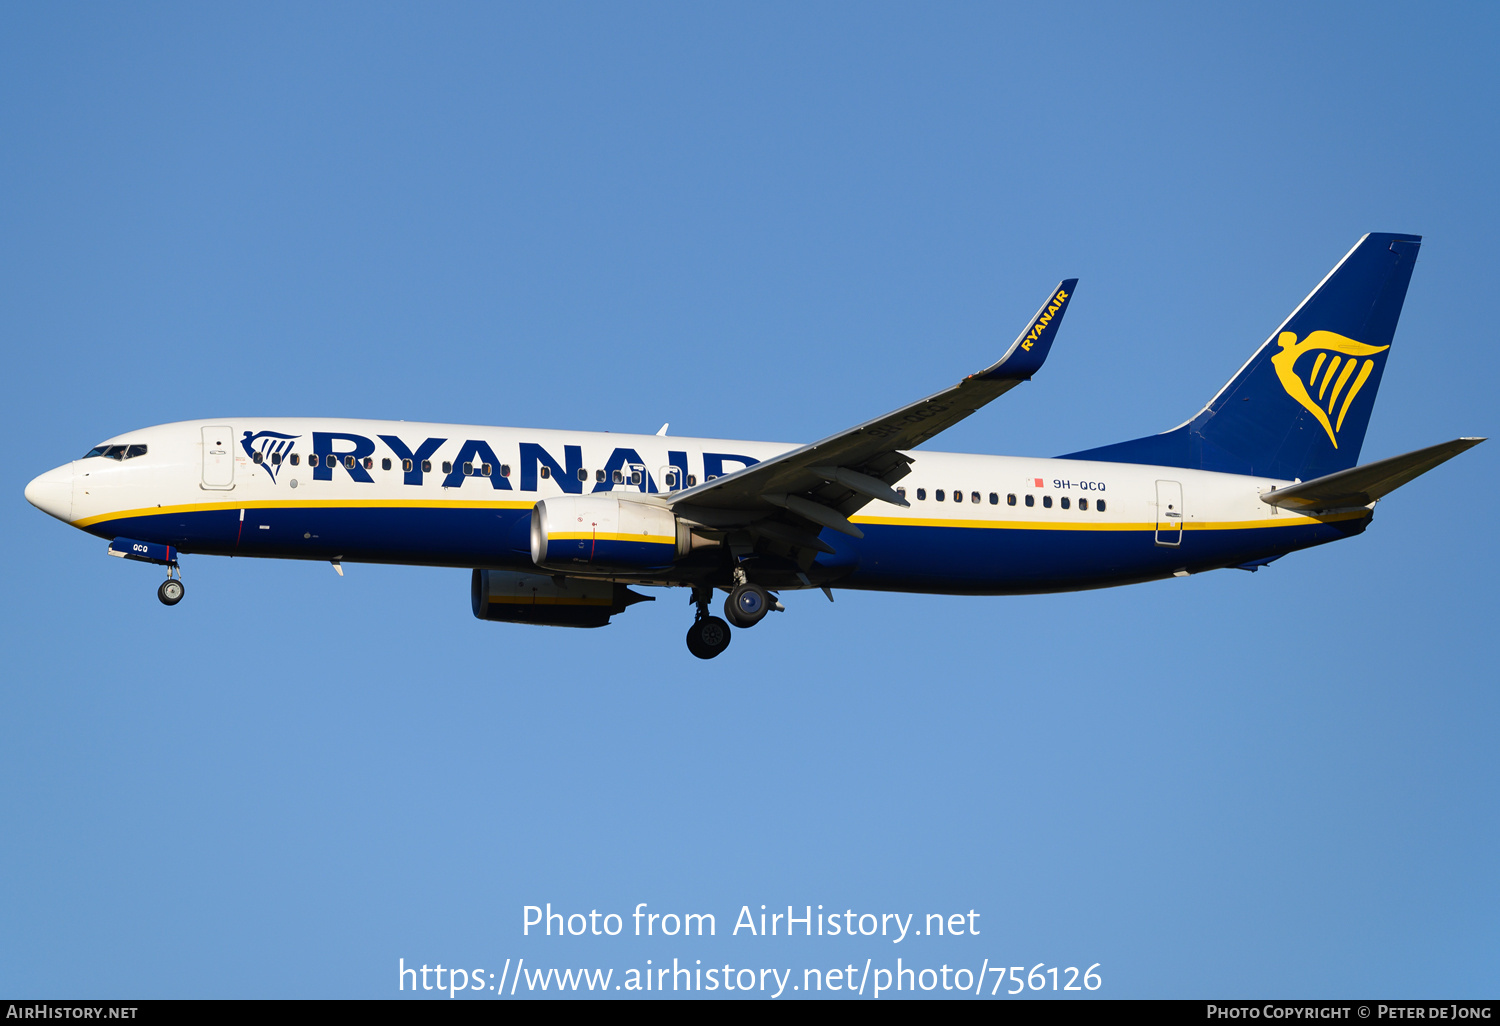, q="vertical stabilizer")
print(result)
[1061,233,1421,481]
